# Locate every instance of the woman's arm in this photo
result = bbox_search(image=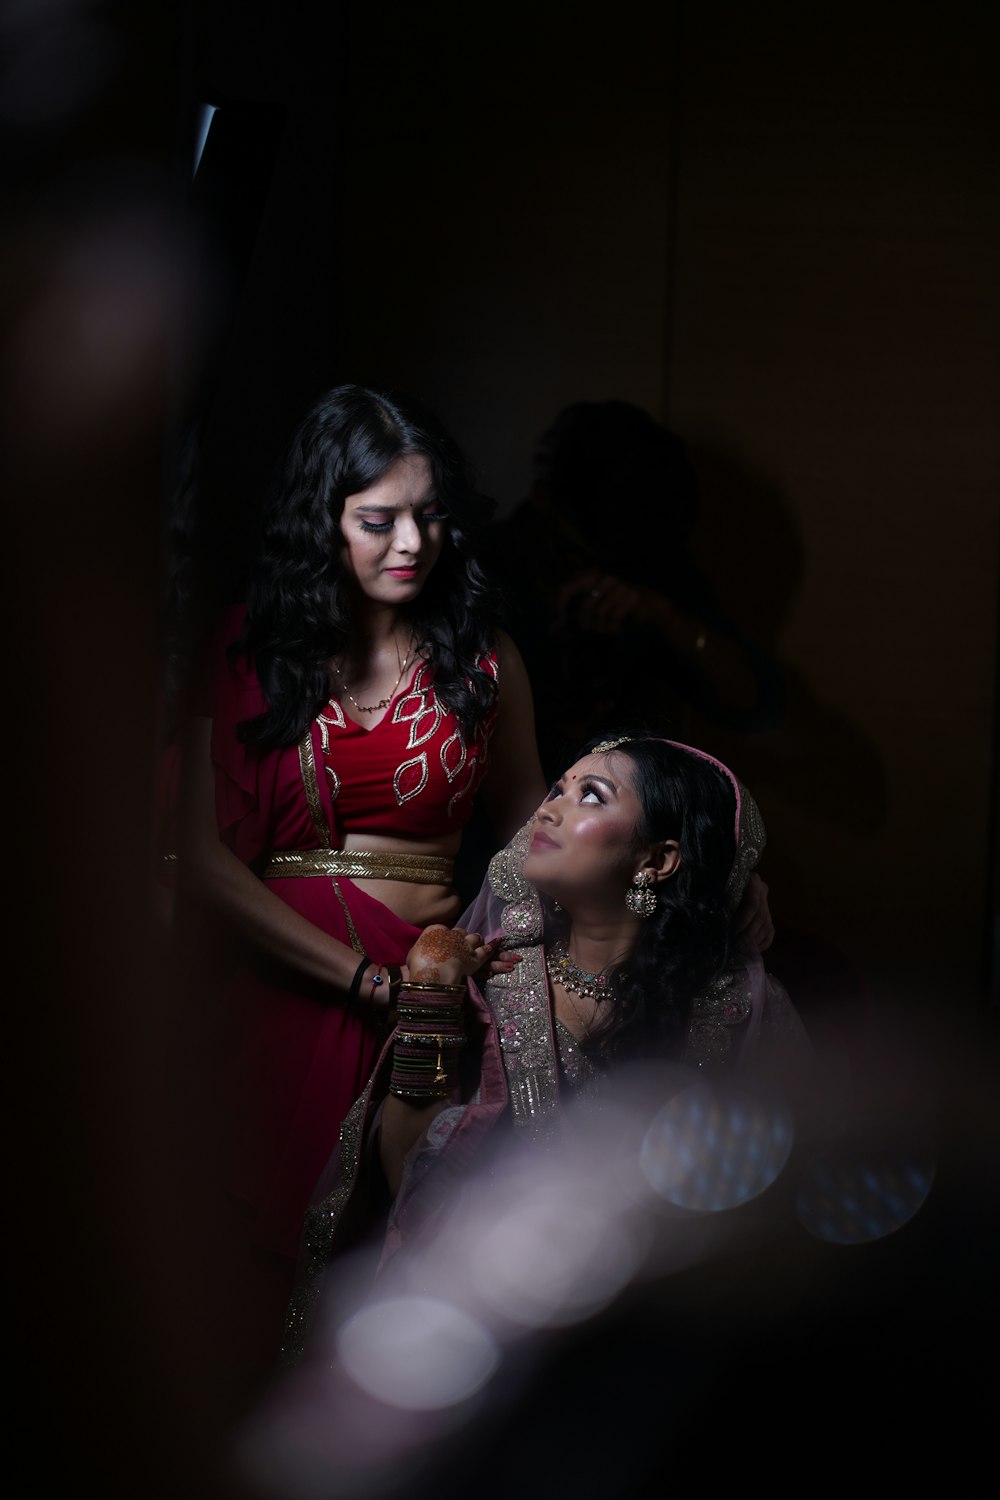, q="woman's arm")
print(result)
[479,631,547,842]
[378,1096,451,1197]
[378,925,505,1194]
[177,716,386,998]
